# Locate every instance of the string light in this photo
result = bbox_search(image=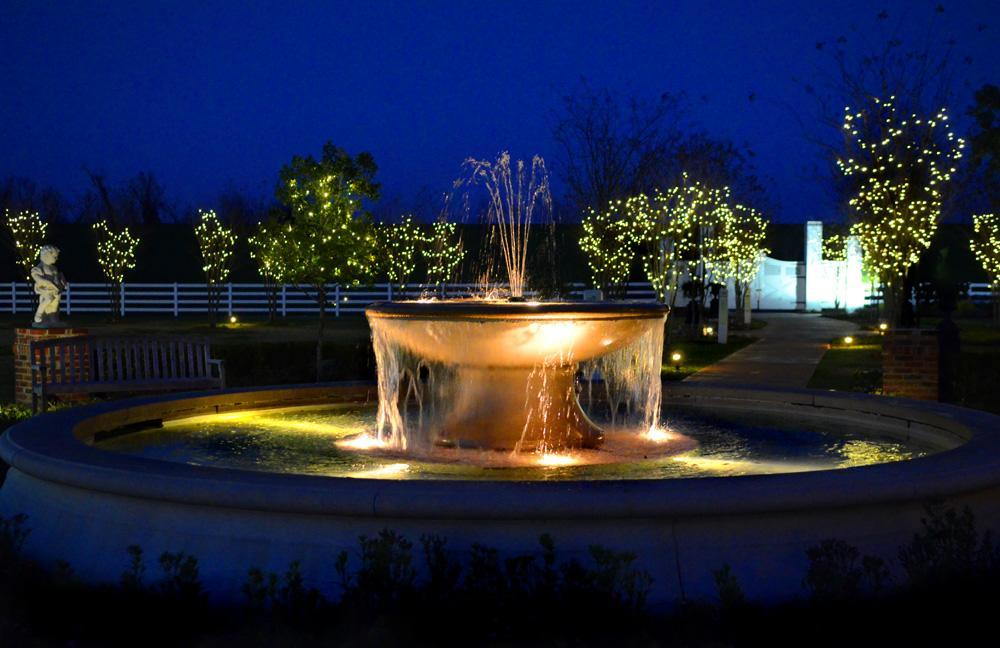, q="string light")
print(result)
[4,209,48,281]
